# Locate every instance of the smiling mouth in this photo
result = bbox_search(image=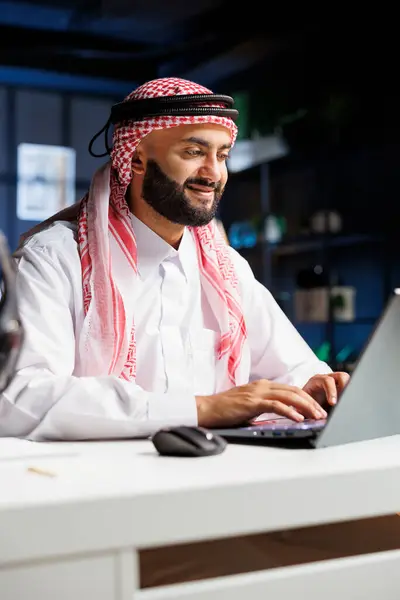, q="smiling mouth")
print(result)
[186,184,215,198]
